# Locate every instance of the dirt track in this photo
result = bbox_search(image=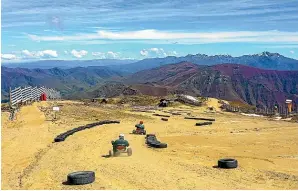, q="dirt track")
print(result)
[2,100,298,189]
